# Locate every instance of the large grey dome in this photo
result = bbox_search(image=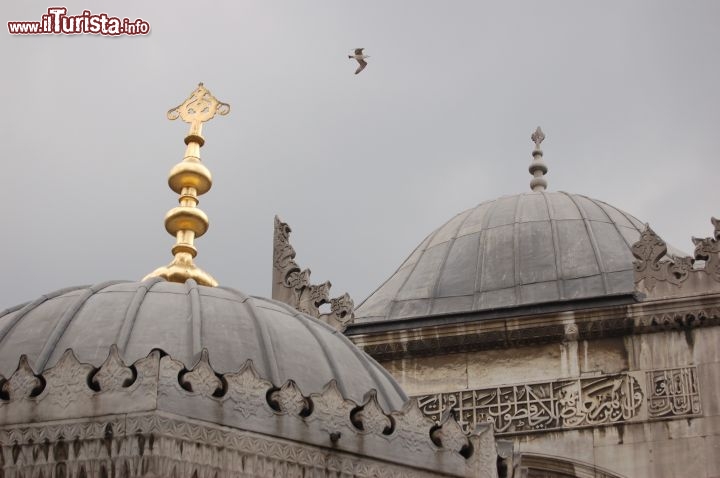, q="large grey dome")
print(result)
[355,191,684,323]
[0,278,406,410]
